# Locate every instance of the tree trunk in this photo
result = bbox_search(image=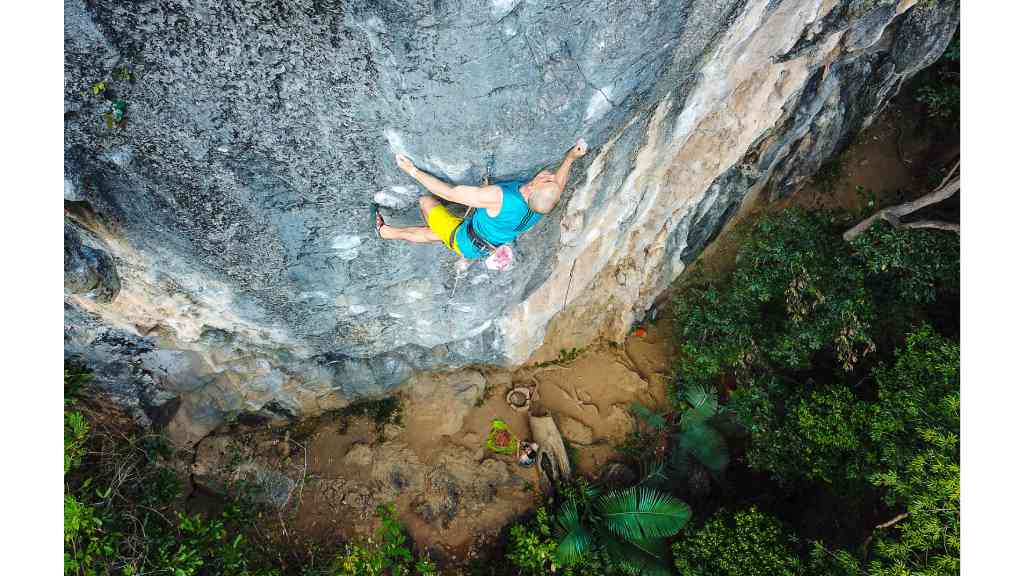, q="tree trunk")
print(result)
[843,160,960,241]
